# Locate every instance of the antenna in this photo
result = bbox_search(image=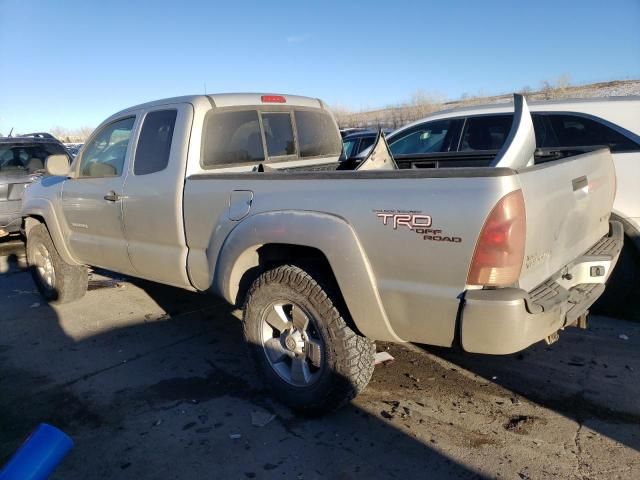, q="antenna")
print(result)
[204,82,207,95]
[8,127,13,137]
